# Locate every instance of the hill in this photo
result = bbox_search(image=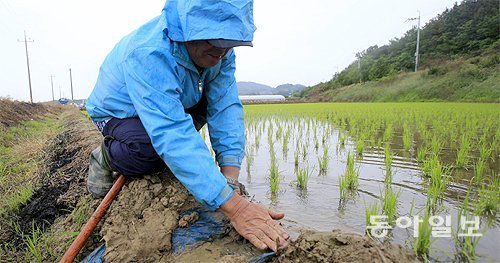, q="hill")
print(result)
[237,81,306,97]
[299,0,499,102]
